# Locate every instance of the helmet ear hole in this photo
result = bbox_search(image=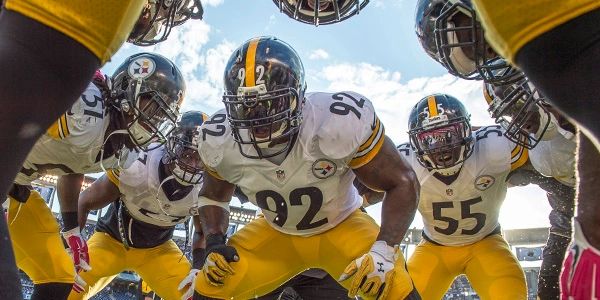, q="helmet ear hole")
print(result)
[120,100,131,113]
